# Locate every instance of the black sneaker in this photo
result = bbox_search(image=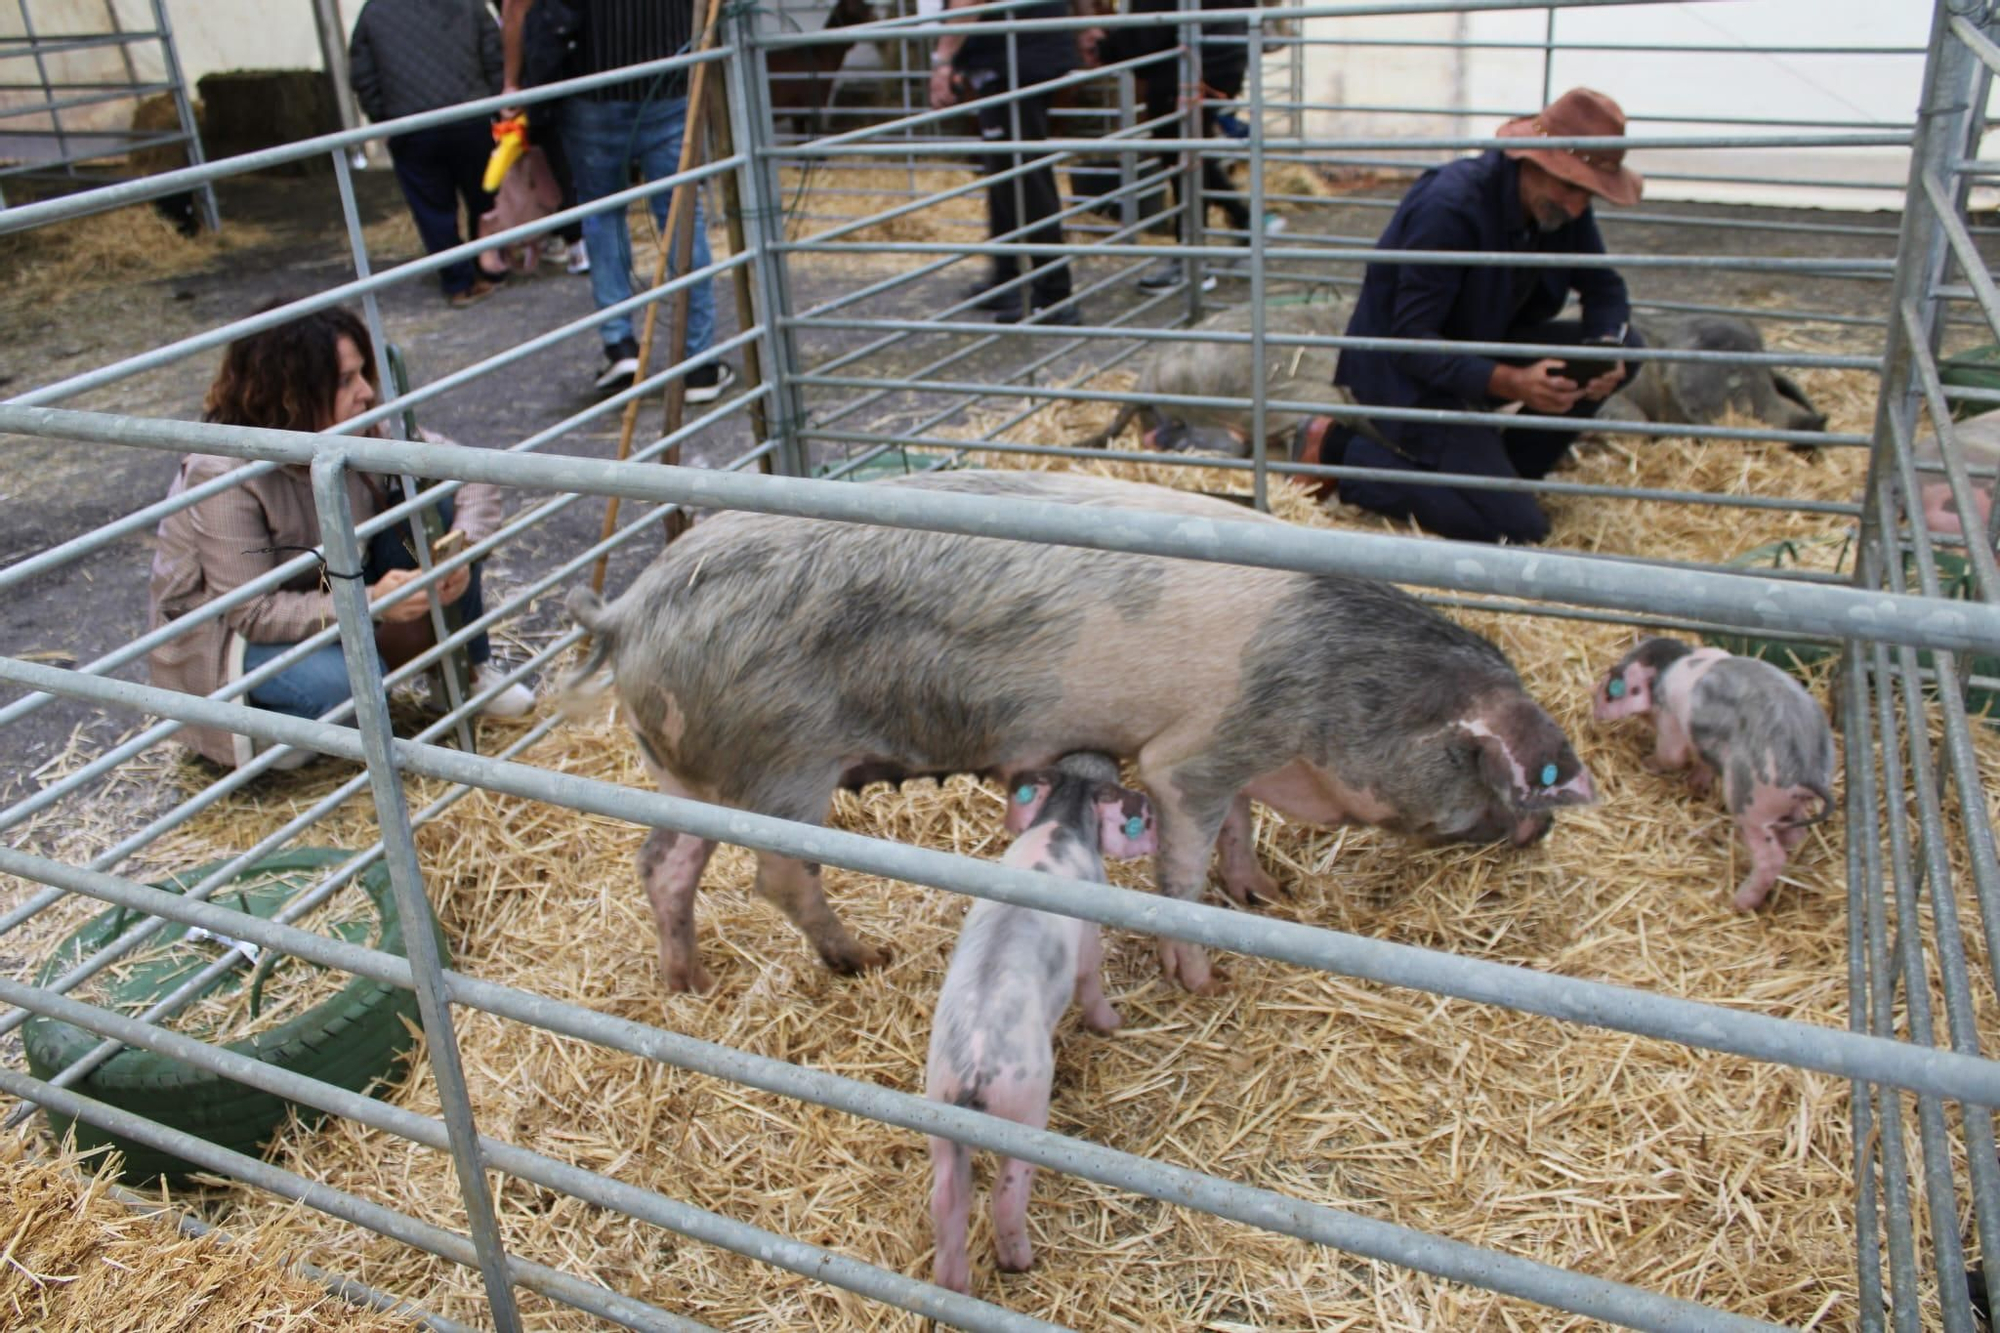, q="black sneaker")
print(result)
[963,278,1016,312]
[594,338,640,392]
[994,301,1082,327]
[684,362,736,404]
